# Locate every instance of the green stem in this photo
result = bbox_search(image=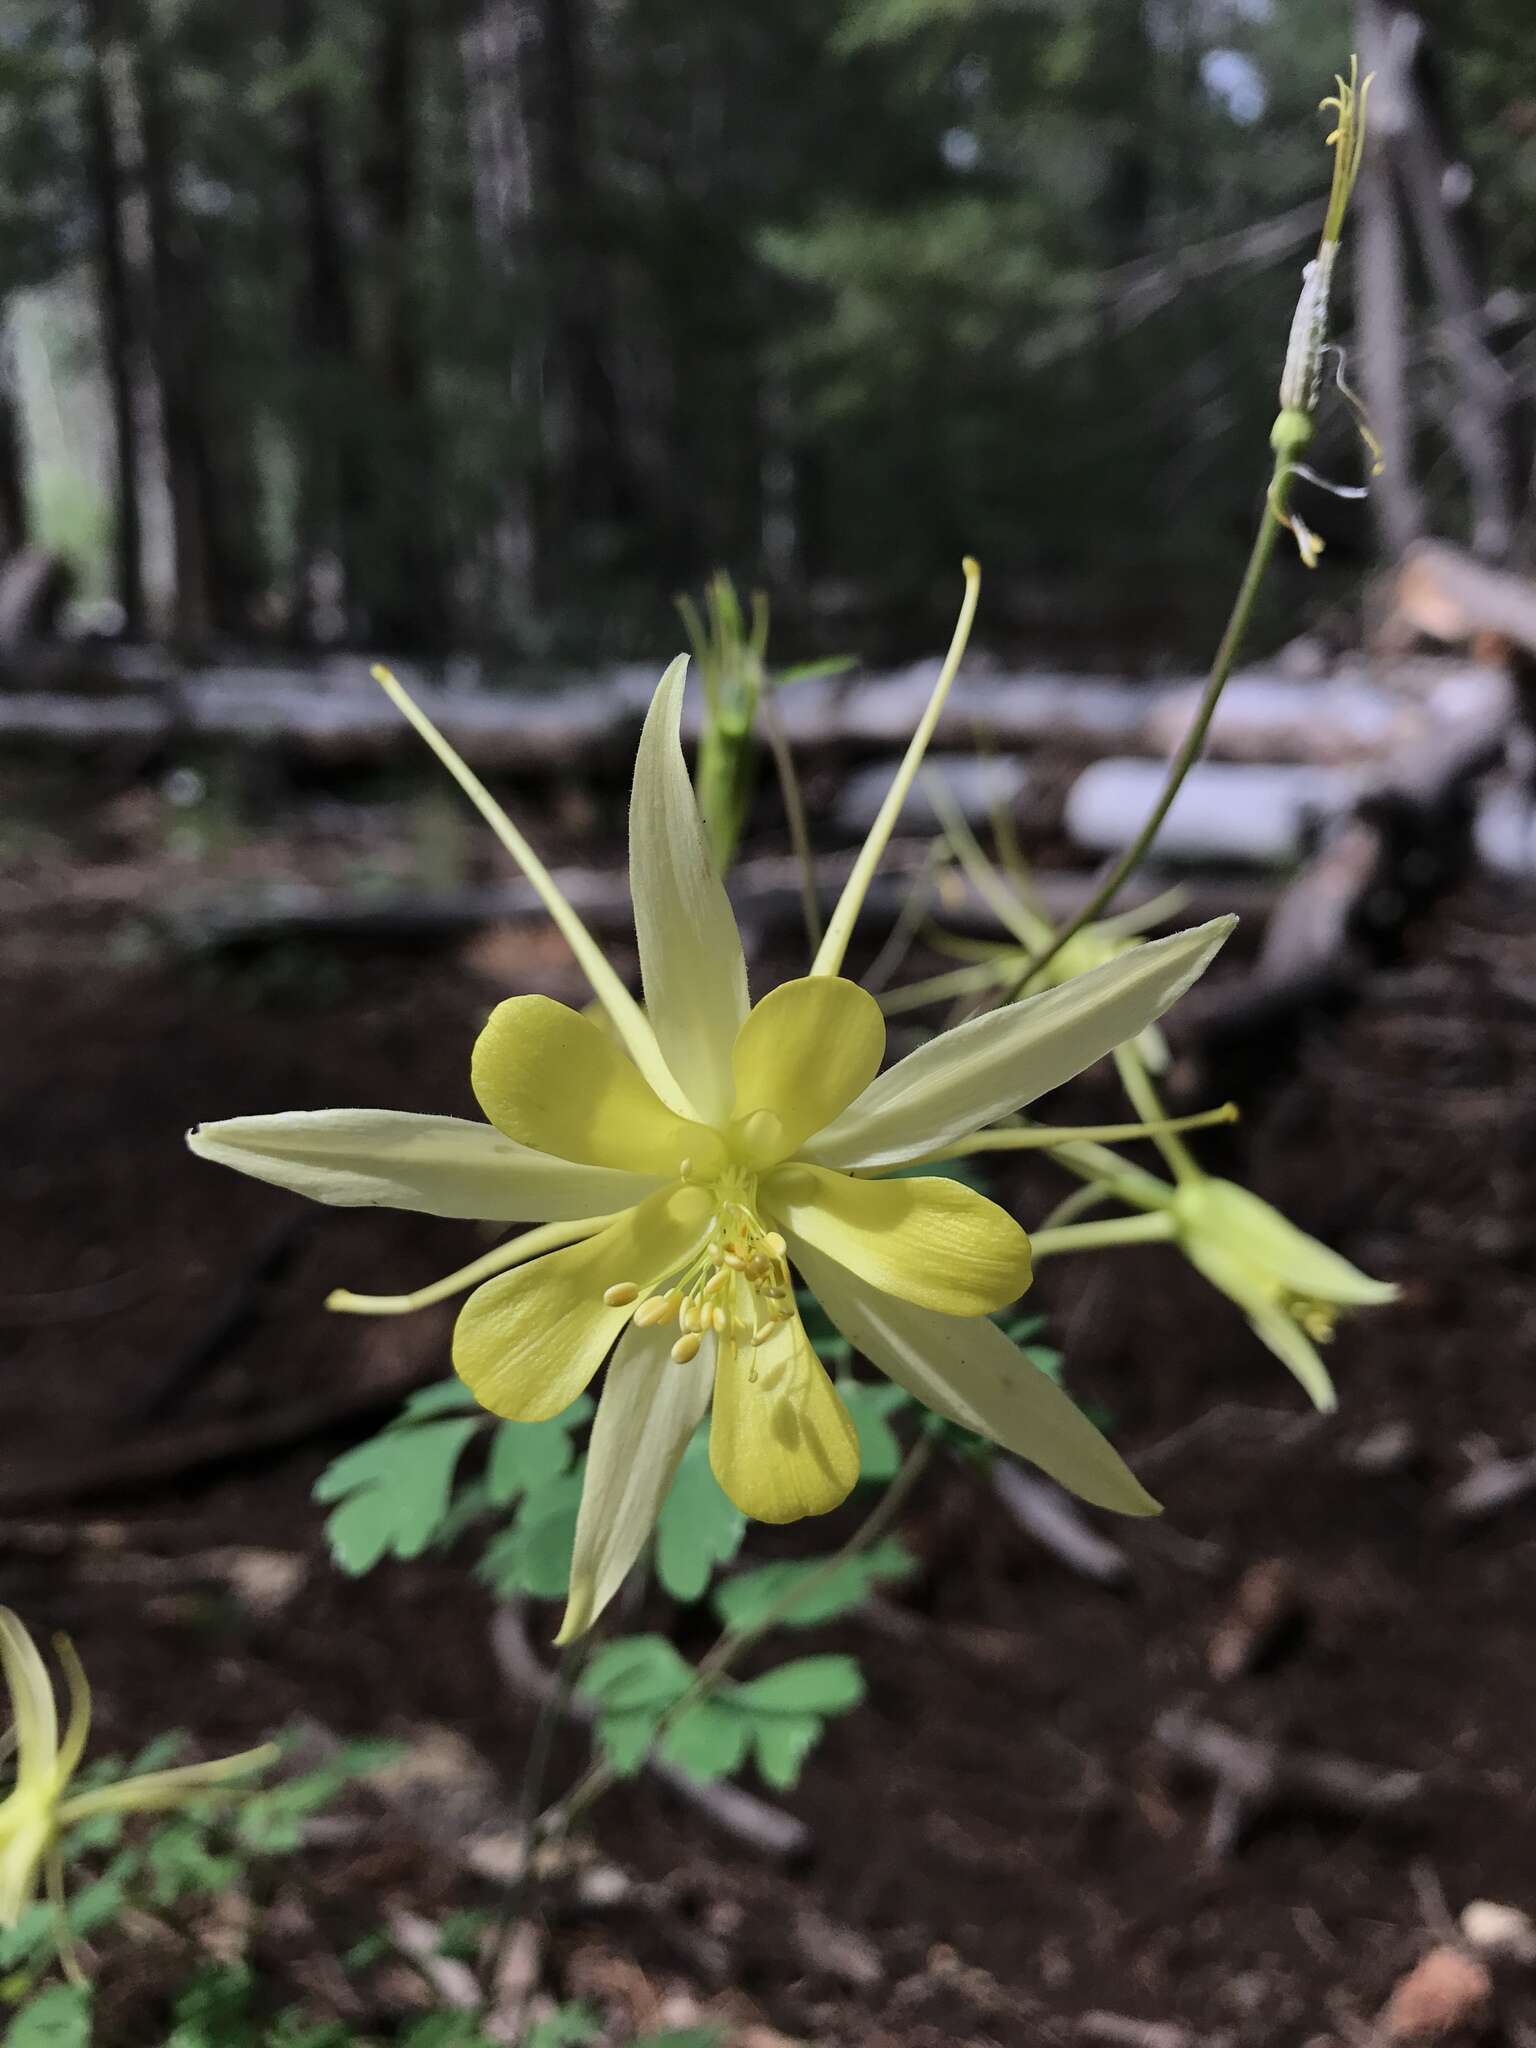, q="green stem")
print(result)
[1112,1044,1201,1186]
[1017,494,1284,990]
[1030,1211,1178,1259]
[484,1630,586,2004]
[759,687,822,953]
[542,1437,934,1842]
